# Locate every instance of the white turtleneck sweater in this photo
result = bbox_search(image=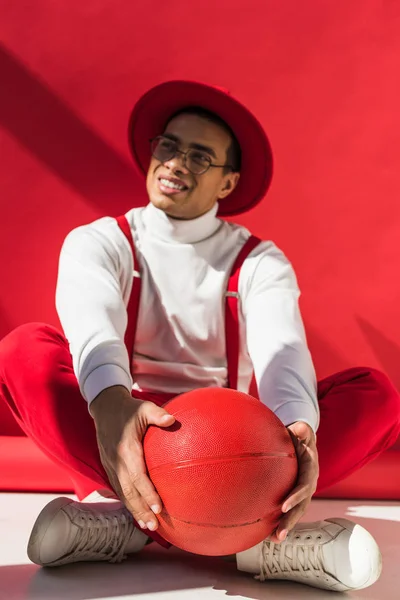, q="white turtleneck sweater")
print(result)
[56,203,319,432]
